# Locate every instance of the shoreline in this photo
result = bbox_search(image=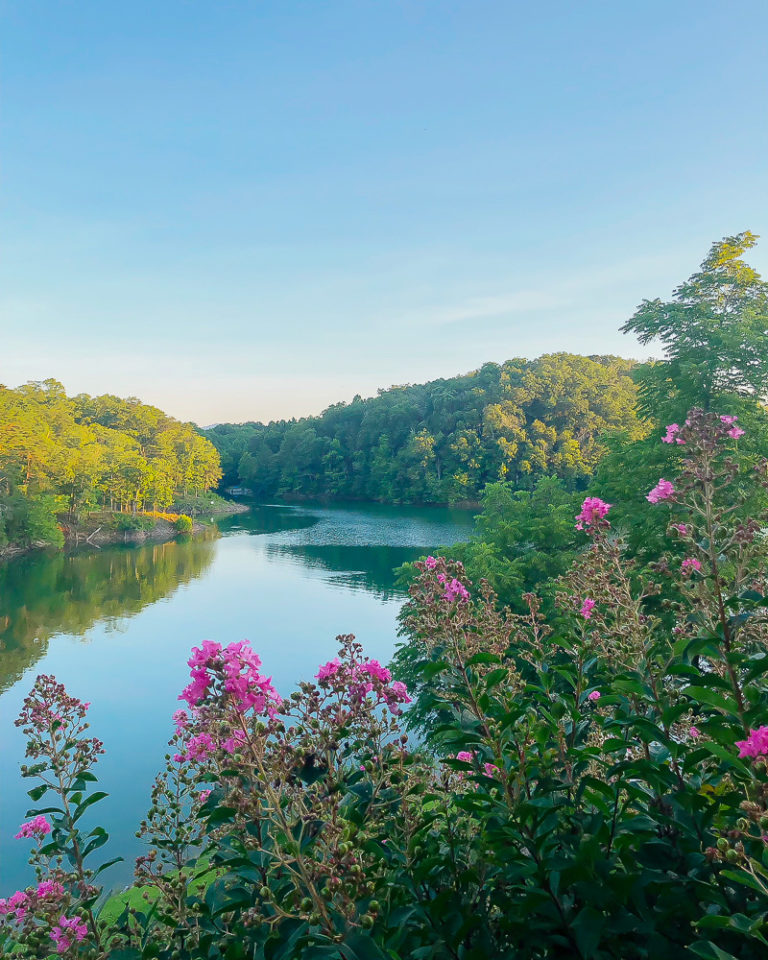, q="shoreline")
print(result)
[0,501,250,564]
